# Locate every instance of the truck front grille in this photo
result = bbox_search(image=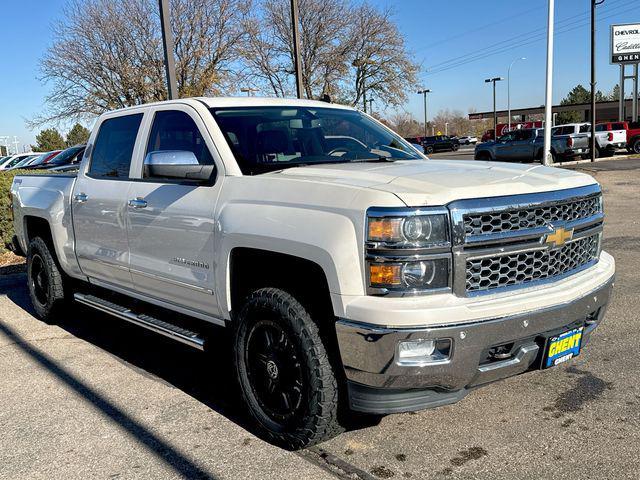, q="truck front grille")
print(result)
[463,195,600,237]
[449,185,604,297]
[465,234,600,293]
